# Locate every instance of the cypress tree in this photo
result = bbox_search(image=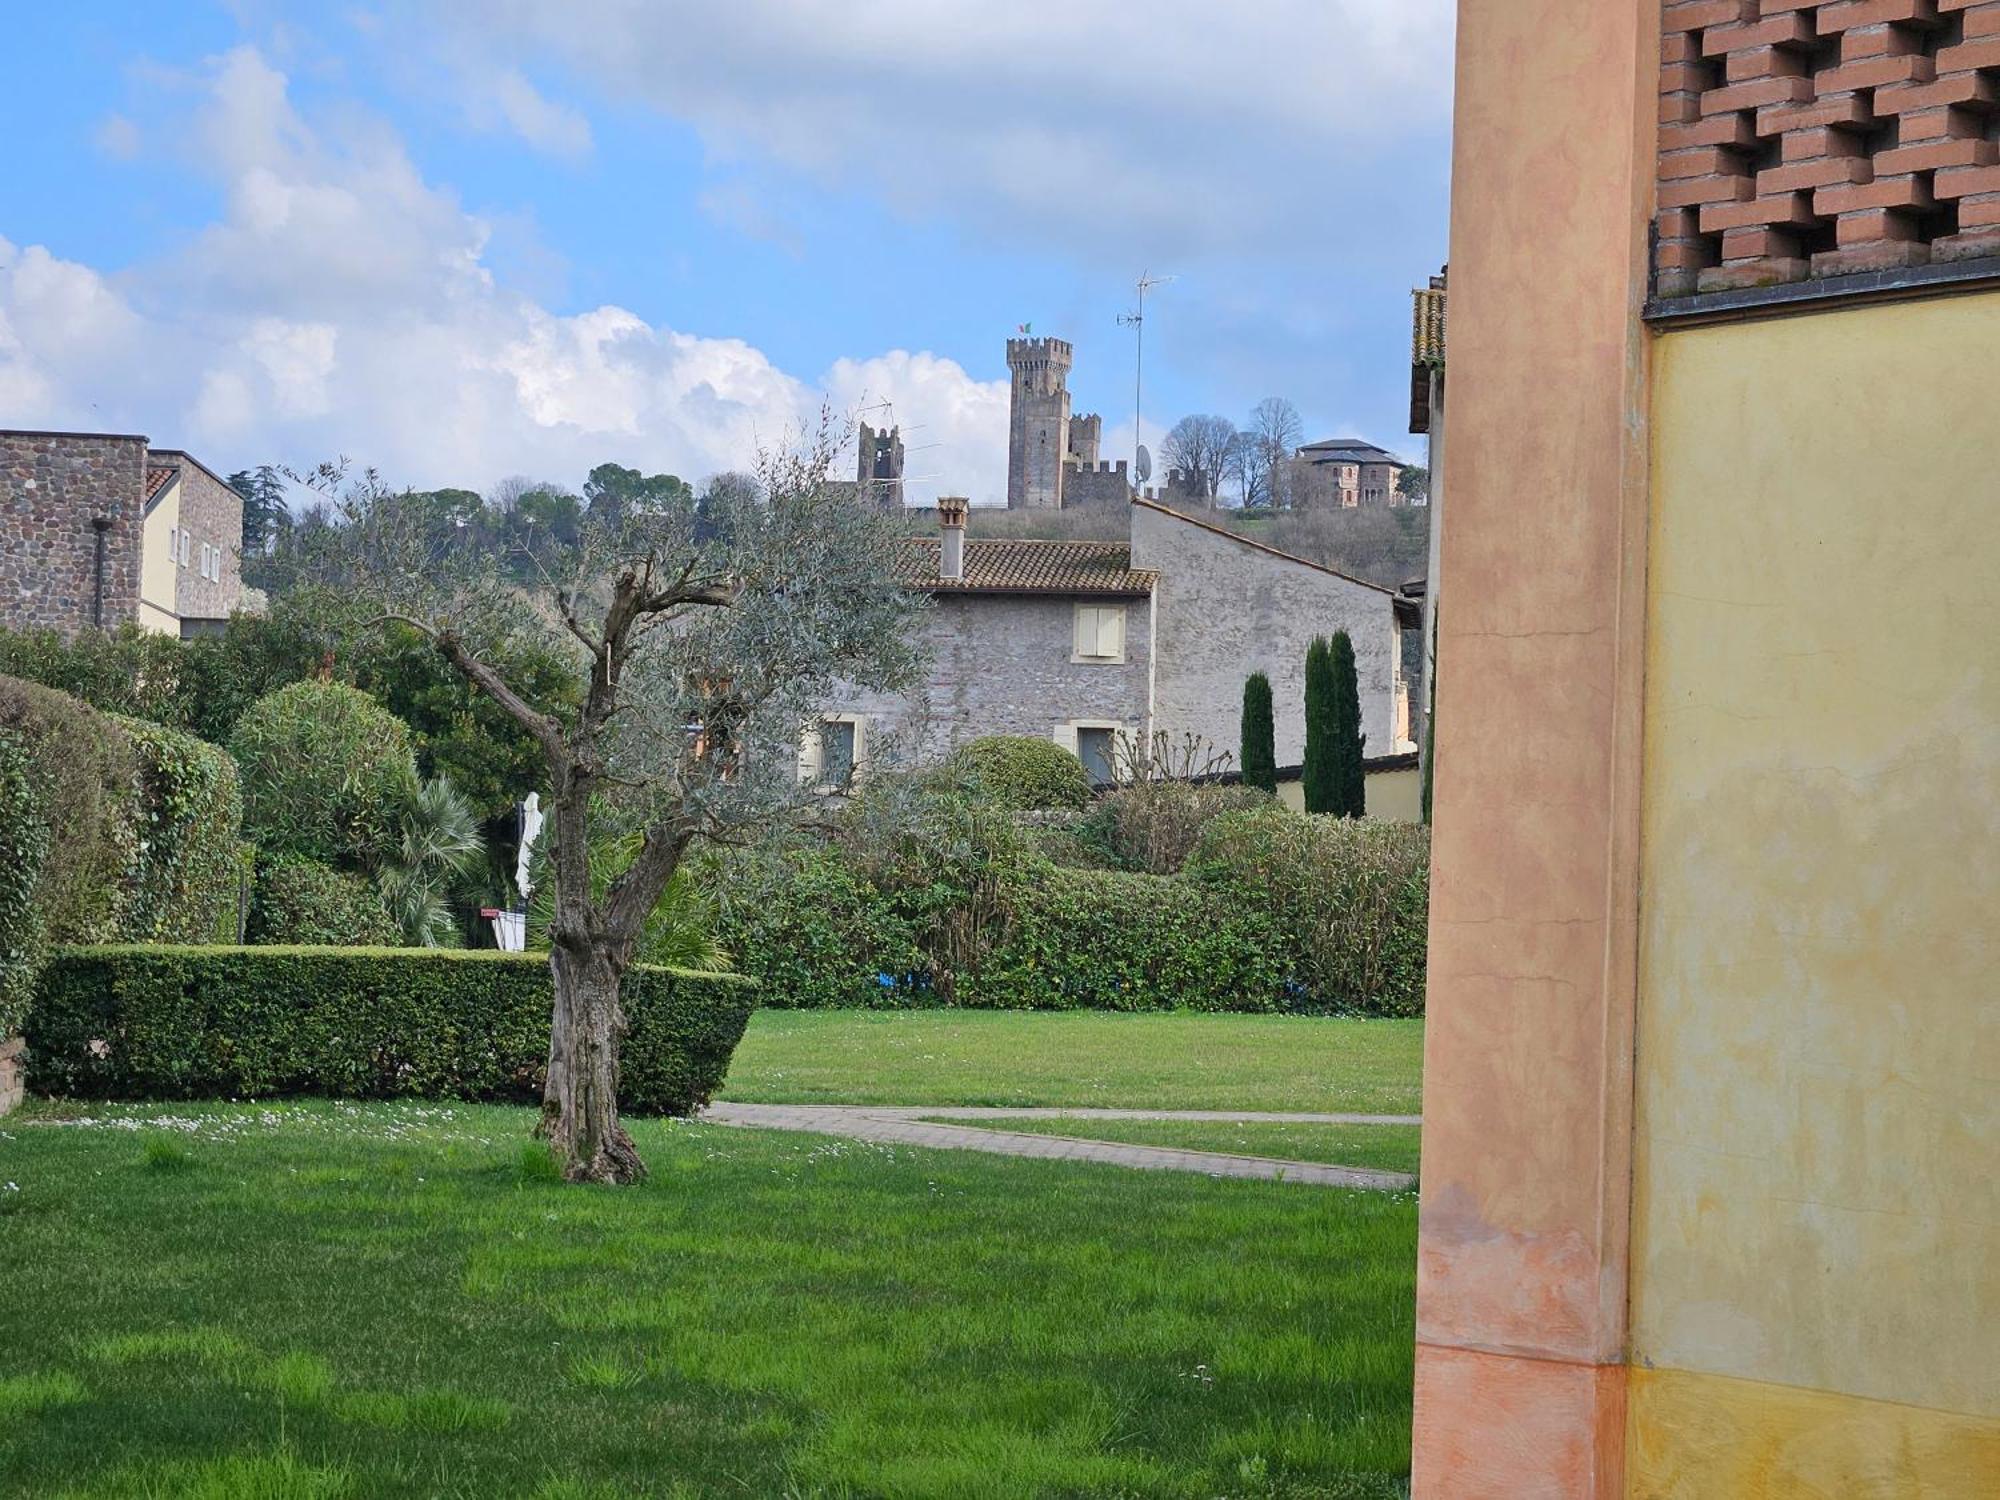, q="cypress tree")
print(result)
[1302,636,1337,814]
[1240,672,1277,793]
[1329,630,1367,817]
